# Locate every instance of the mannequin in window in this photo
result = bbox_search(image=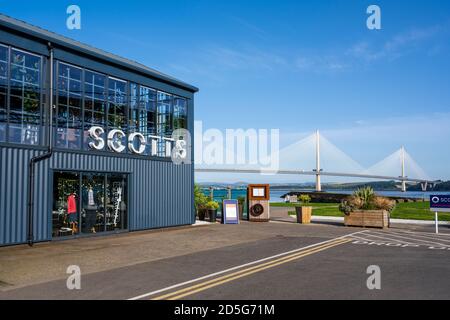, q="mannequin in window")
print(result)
[83,185,97,233]
[67,192,78,235]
